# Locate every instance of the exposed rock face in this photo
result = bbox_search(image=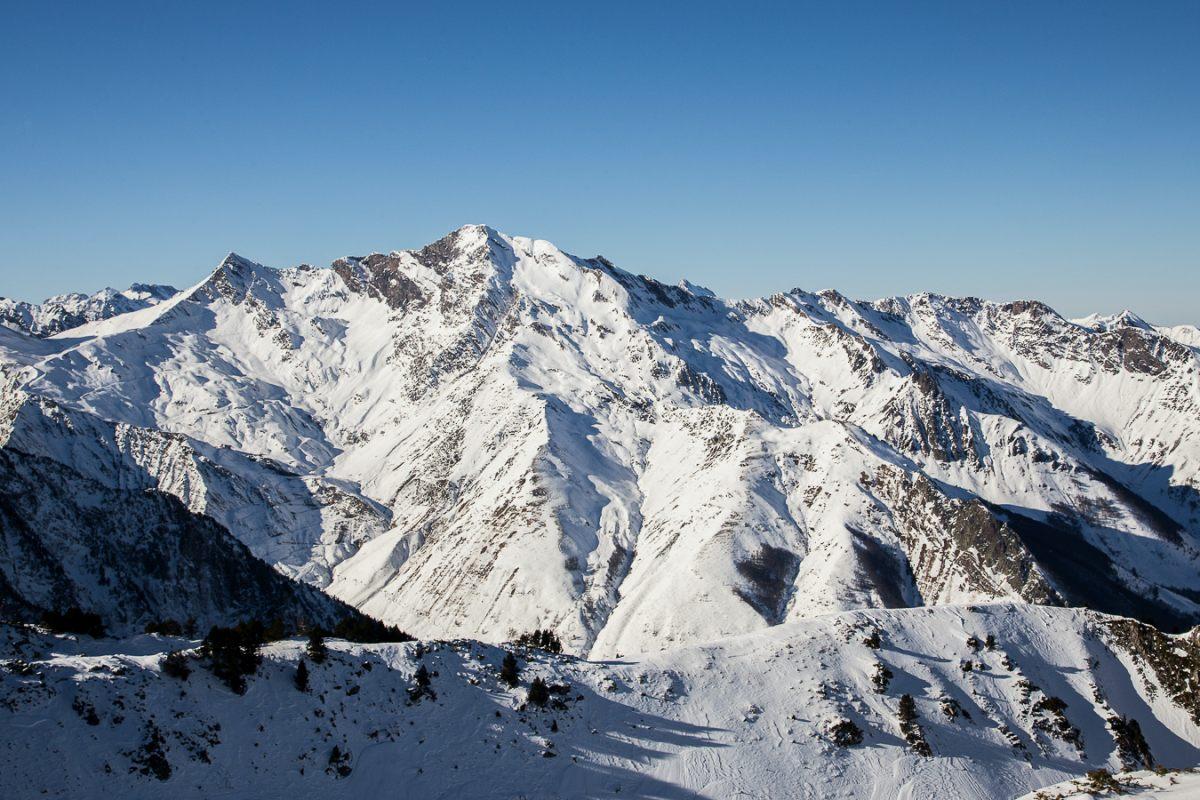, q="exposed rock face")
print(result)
[867,466,1059,606]
[1105,617,1200,725]
[1,225,1198,656]
[332,254,427,312]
